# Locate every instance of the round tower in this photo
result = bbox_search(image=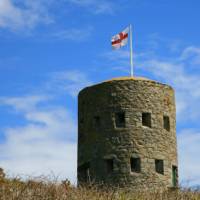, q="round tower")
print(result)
[77,77,178,189]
